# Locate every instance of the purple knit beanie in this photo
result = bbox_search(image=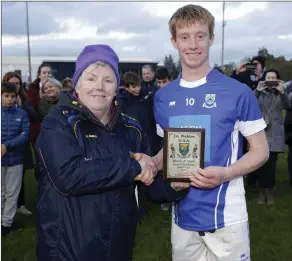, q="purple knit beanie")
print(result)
[72,44,120,89]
